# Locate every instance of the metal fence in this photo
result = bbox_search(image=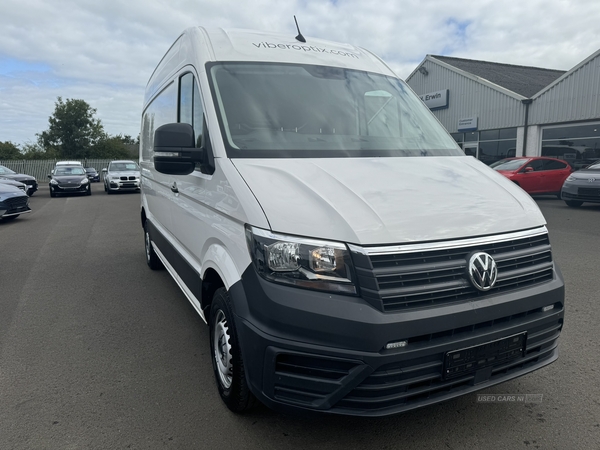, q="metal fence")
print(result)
[0,159,116,181]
